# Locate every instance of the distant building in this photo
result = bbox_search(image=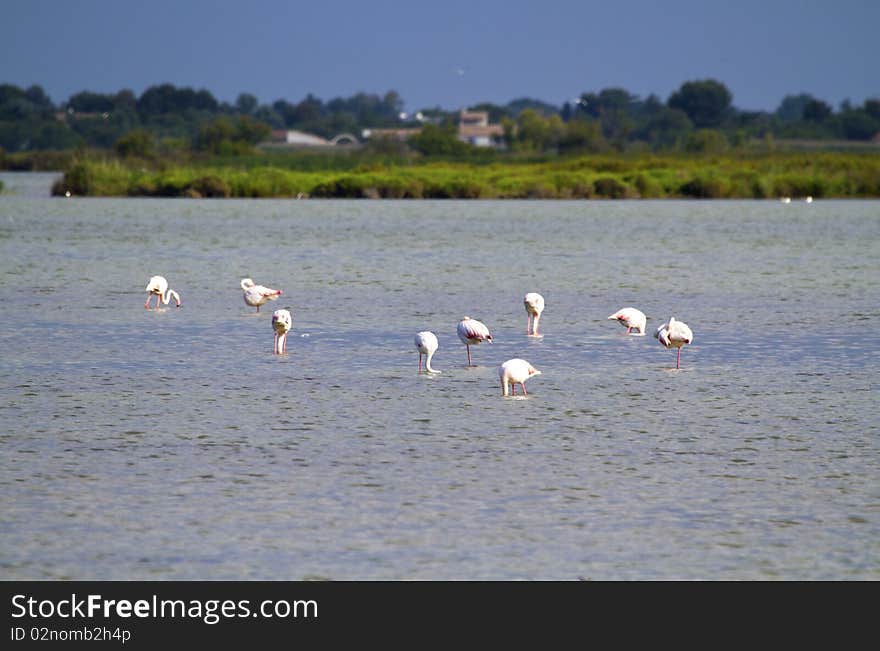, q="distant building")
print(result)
[457,110,504,147]
[270,129,332,147]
